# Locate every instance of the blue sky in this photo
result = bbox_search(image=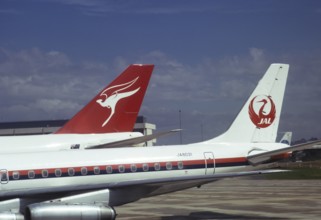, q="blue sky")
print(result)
[1,0,321,144]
